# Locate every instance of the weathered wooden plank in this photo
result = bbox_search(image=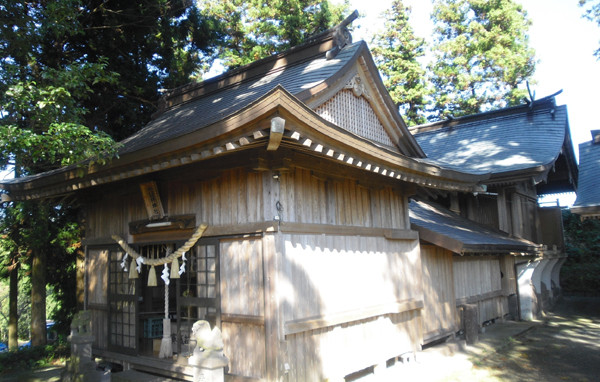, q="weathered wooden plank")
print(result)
[261,233,280,382]
[278,222,418,239]
[284,300,424,335]
[222,321,266,379]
